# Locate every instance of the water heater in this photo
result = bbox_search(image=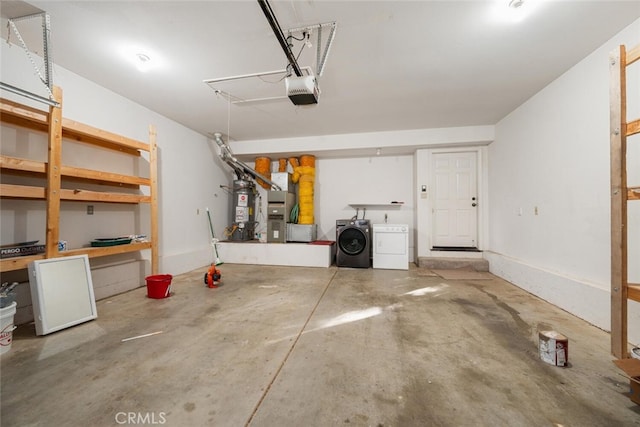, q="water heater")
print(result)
[229,179,256,241]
